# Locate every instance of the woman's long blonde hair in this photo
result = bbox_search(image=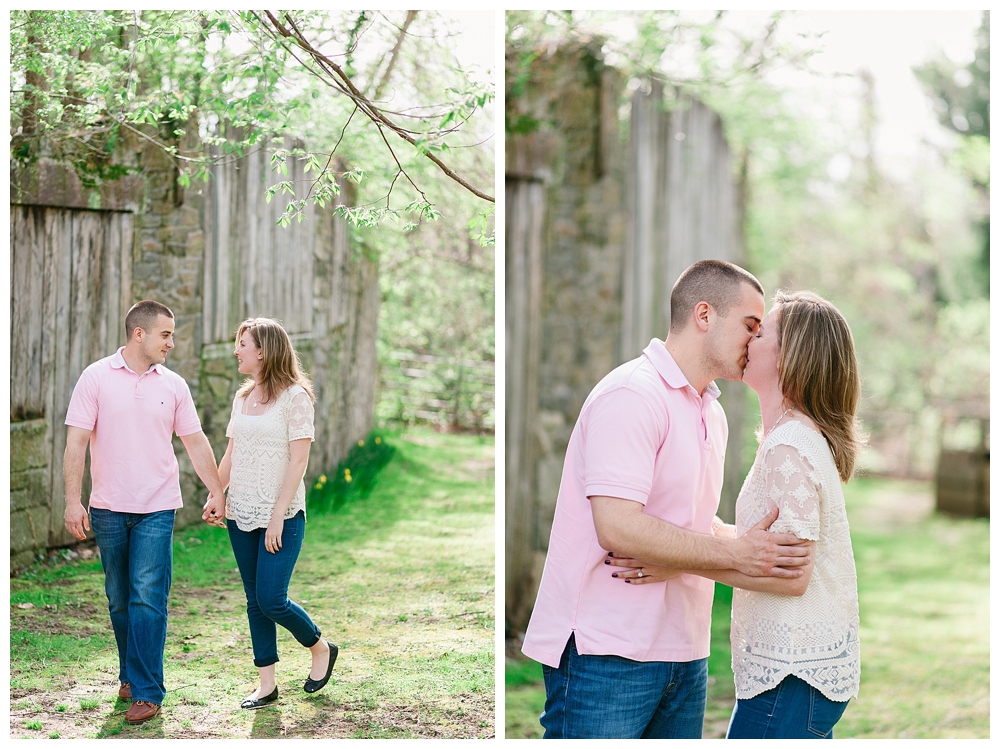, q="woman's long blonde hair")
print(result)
[773,291,864,482]
[235,317,314,404]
